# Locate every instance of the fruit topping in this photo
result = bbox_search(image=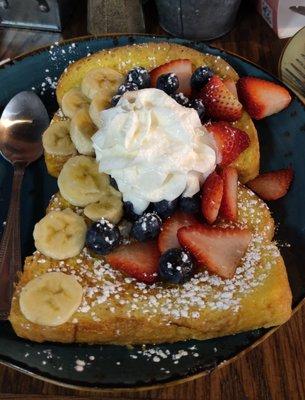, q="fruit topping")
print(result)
[117,82,139,95]
[171,92,190,106]
[150,59,192,96]
[156,73,179,95]
[178,225,252,279]
[158,211,198,253]
[237,76,292,120]
[84,188,123,224]
[106,241,160,284]
[246,168,294,201]
[219,166,238,221]
[151,199,178,219]
[205,121,250,166]
[123,201,141,222]
[223,79,238,97]
[131,212,162,242]
[190,98,205,122]
[179,194,201,214]
[191,66,214,91]
[201,171,224,224]
[126,66,150,89]
[199,75,243,121]
[159,248,194,284]
[86,219,121,255]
